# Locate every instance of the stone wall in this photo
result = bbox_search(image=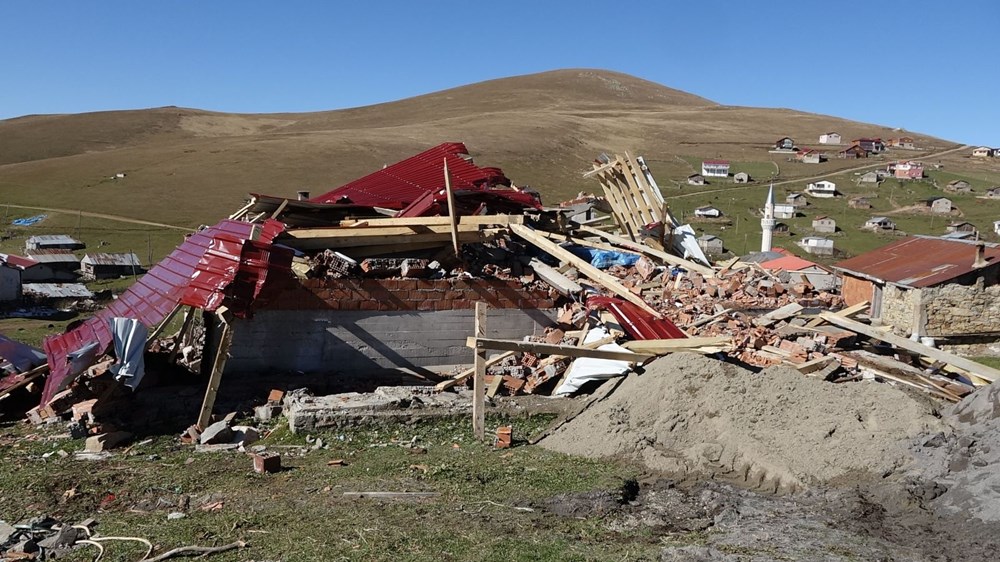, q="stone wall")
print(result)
[921,280,1000,337]
[881,285,918,334]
